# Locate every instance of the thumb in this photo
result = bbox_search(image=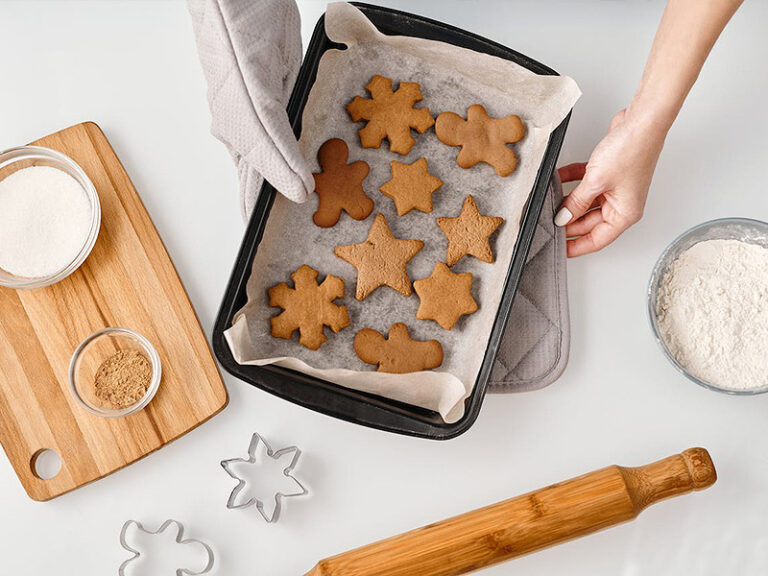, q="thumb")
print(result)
[554,173,602,227]
[238,160,265,224]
